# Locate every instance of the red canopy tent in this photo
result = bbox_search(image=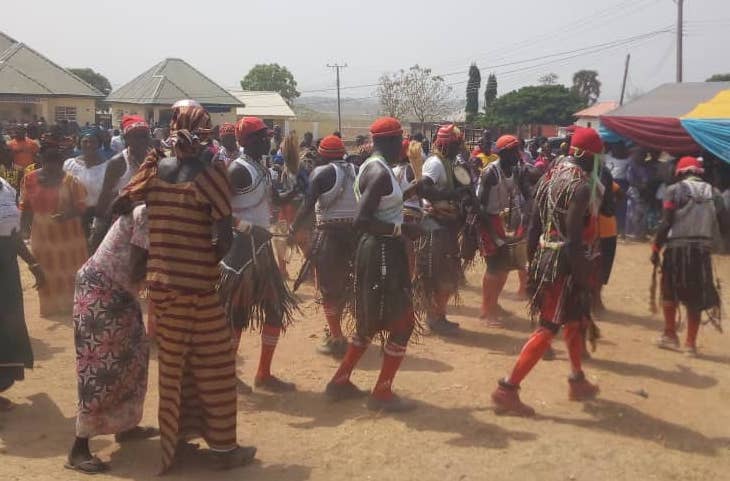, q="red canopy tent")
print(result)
[599,82,730,155]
